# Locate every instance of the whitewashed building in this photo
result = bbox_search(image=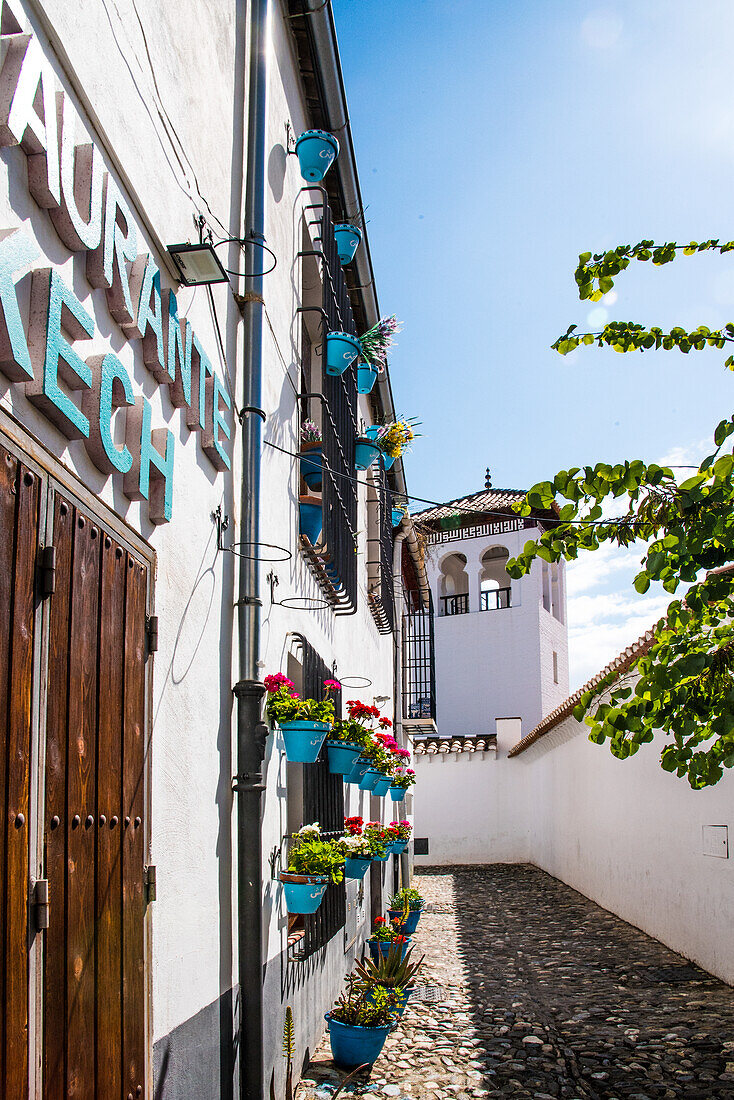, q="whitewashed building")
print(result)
[0,2,428,1098]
